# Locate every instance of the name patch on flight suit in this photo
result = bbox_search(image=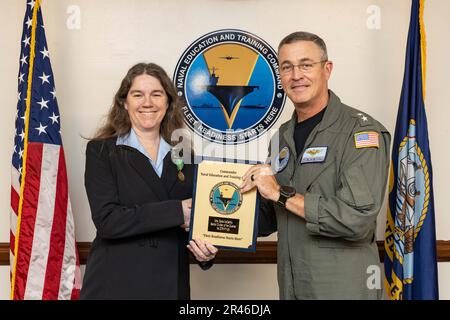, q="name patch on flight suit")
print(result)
[274,146,290,172]
[354,131,379,149]
[301,147,328,164]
